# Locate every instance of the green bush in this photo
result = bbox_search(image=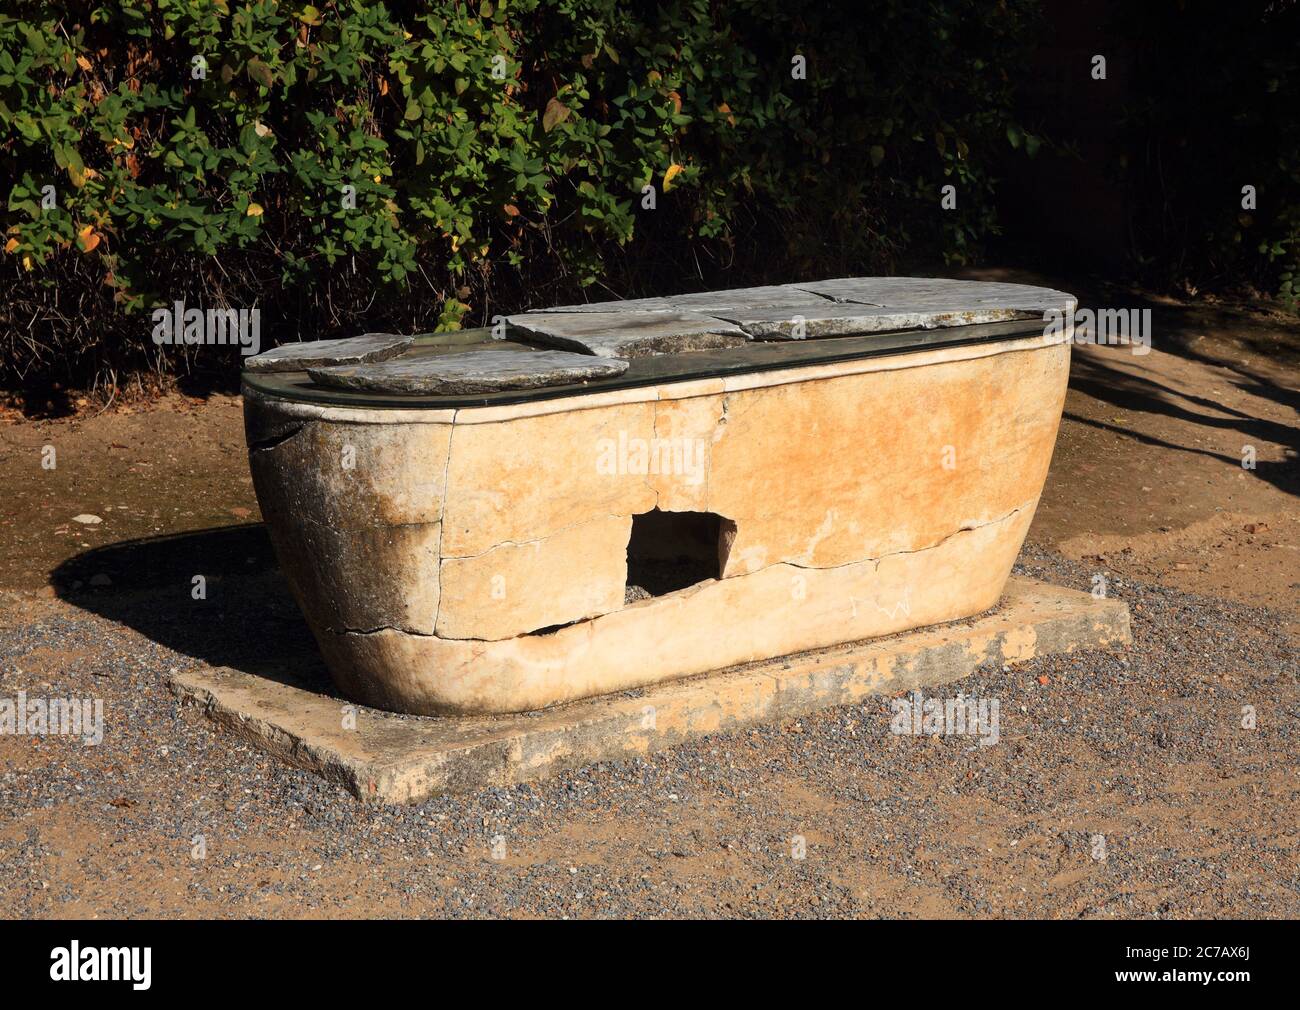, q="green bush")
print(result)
[1,0,1043,388]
